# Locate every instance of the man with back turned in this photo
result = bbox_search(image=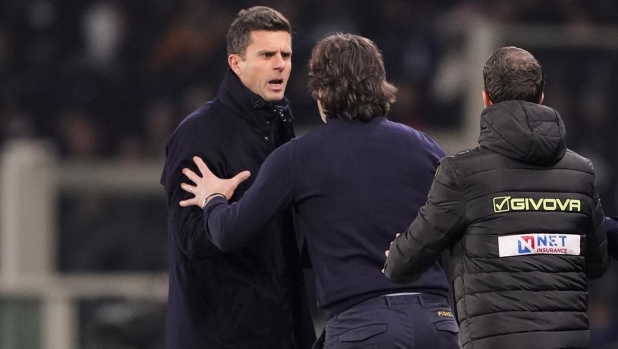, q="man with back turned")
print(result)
[179,33,461,349]
[384,46,609,349]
